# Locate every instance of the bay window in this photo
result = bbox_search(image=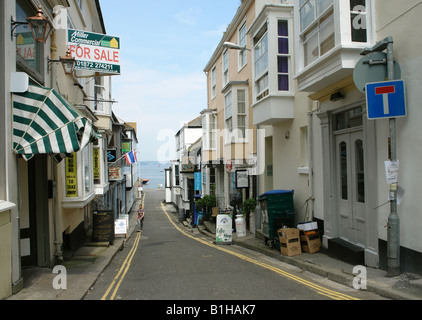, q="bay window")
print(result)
[301,0,334,66]
[295,0,371,92]
[254,23,268,101]
[63,145,95,207]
